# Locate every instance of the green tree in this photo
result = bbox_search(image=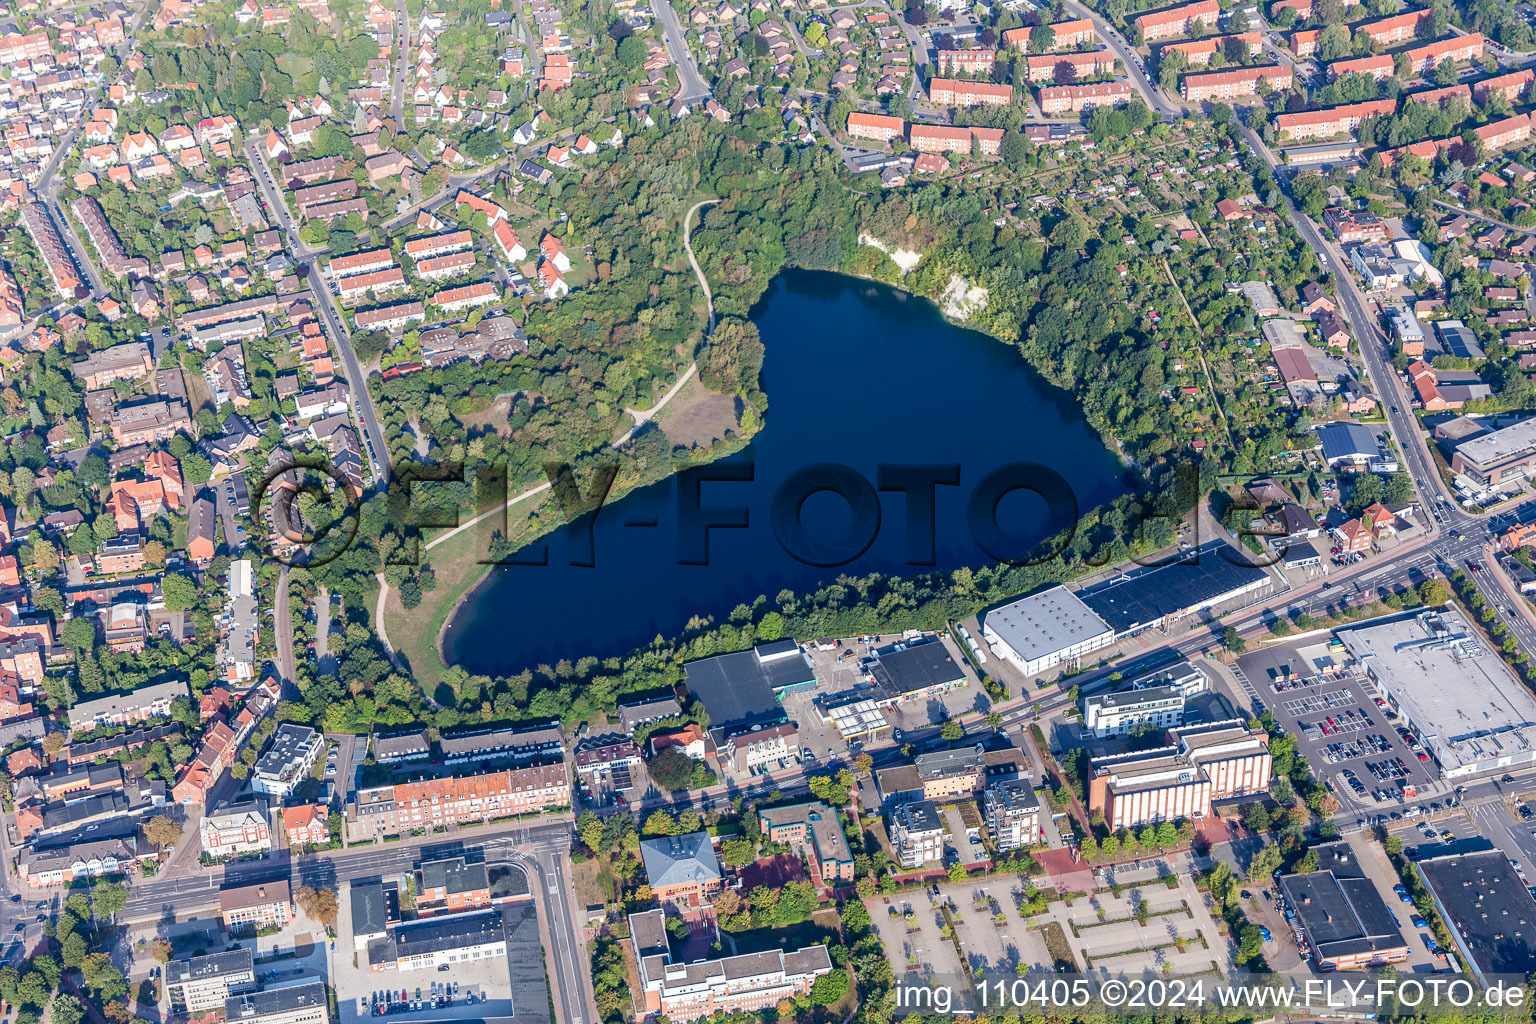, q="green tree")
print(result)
[647,748,694,791]
[940,718,964,741]
[617,34,647,68]
[162,574,198,612]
